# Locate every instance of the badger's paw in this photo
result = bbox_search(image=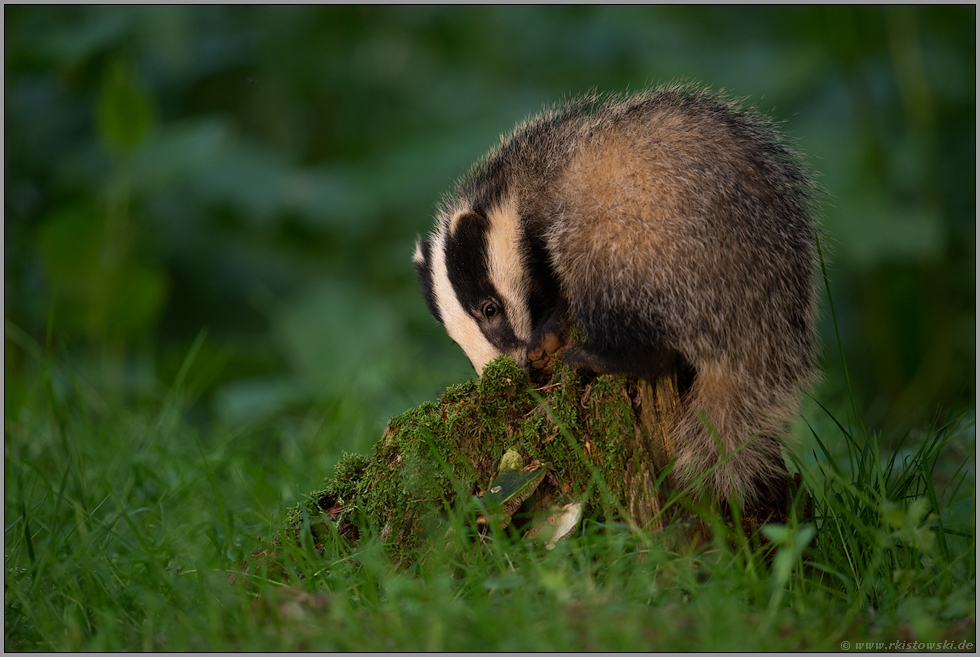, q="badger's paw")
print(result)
[526,333,569,384]
[527,332,565,369]
[526,313,573,384]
